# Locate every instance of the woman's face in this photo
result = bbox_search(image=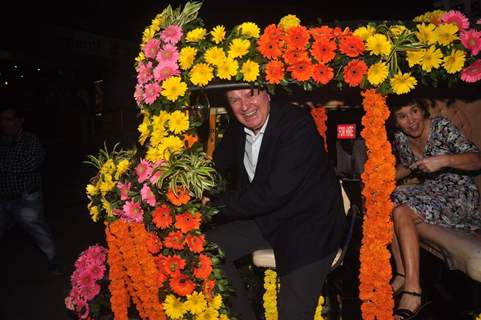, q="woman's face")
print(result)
[394,104,427,139]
